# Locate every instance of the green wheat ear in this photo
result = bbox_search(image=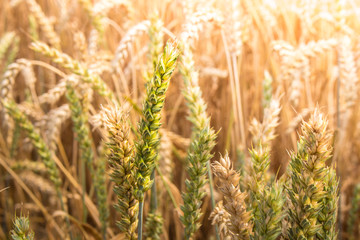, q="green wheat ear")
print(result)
[0,32,16,61]
[286,109,338,240]
[144,212,163,240]
[10,213,34,240]
[134,41,179,240]
[248,145,285,240]
[103,105,139,240]
[179,43,217,239]
[134,41,179,199]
